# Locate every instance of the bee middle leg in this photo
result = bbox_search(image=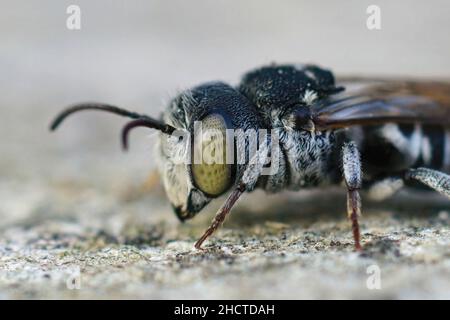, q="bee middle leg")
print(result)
[406,167,450,198]
[342,142,363,251]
